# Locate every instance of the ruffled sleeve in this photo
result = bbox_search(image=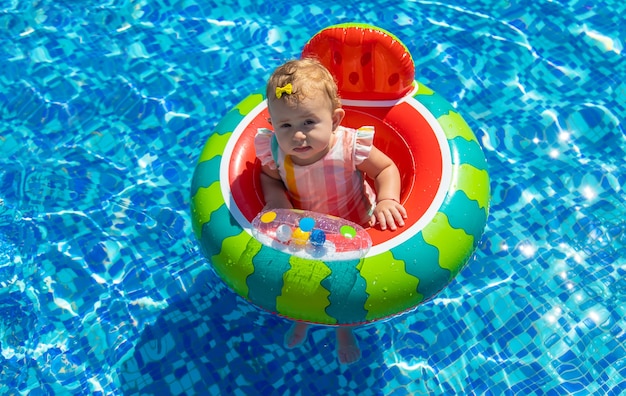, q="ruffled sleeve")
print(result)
[254,128,278,170]
[354,126,375,165]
